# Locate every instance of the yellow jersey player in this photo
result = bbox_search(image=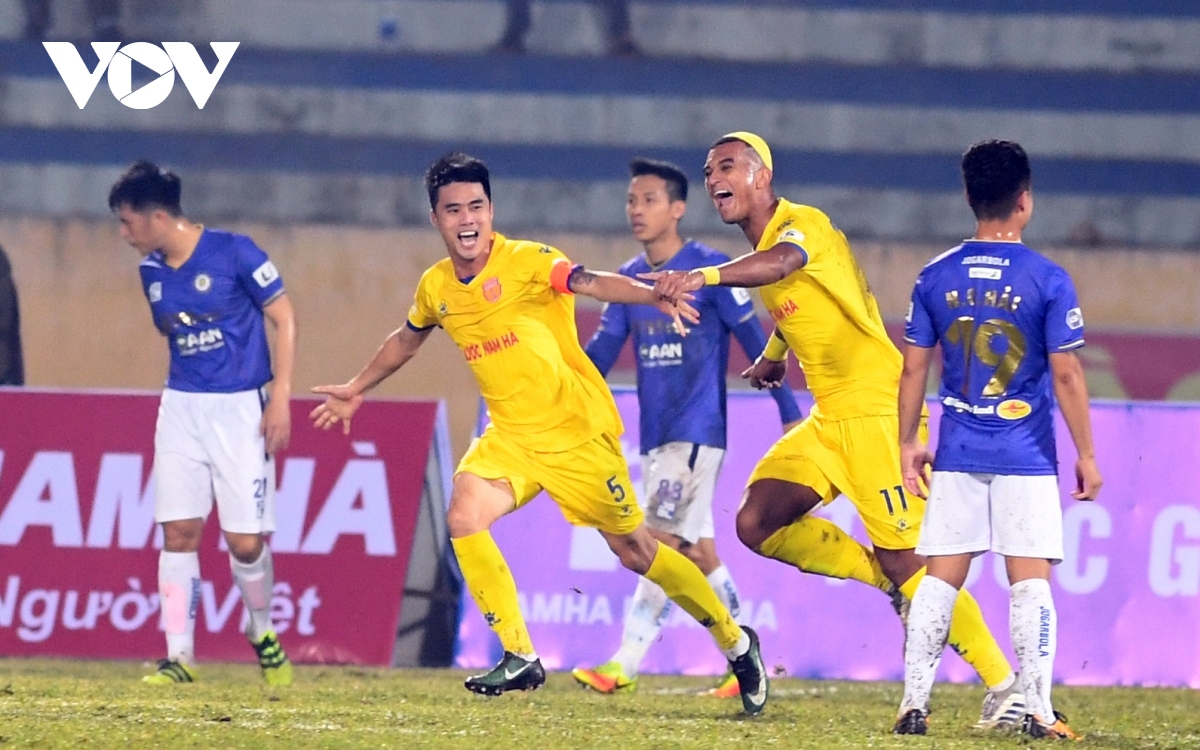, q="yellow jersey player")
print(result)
[643,133,1023,728]
[310,152,769,715]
